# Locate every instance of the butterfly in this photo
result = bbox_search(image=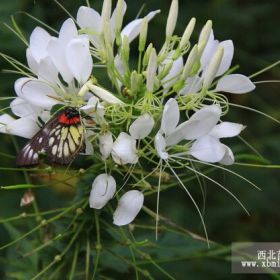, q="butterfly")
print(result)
[16,107,86,166]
